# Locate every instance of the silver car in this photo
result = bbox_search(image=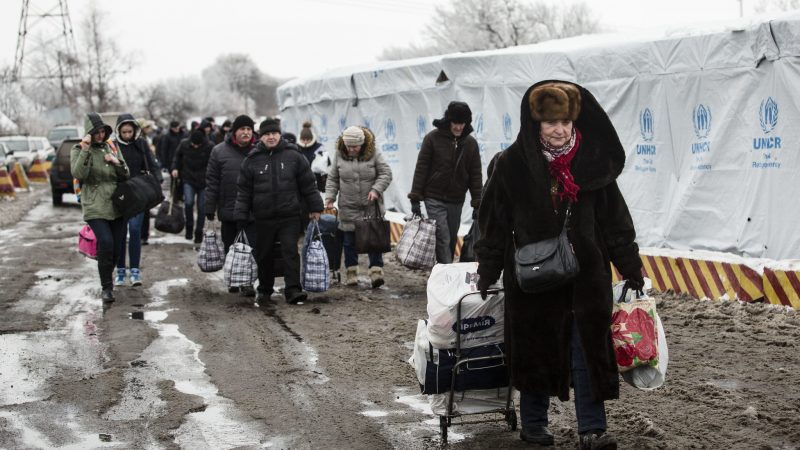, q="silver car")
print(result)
[0,136,55,169]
